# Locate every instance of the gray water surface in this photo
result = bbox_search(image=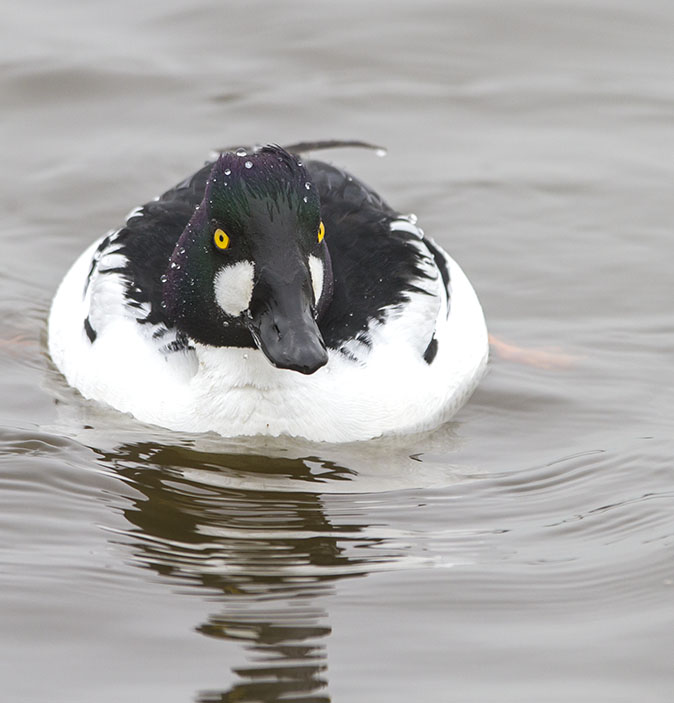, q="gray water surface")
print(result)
[1,1,673,701]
